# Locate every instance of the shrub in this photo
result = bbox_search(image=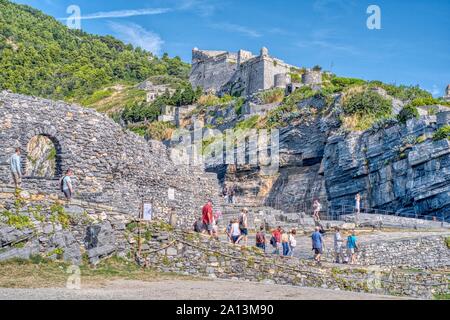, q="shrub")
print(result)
[235,115,261,131]
[343,89,392,117]
[289,73,302,83]
[370,84,432,102]
[408,97,439,107]
[258,88,285,104]
[331,77,366,91]
[146,121,176,141]
[128,125,147,137]
[433,125,450,141]
[81,89,114,106]
[197,94,234,107]
[397,105,419,124]
[341,88,393,131]
[121,101,161,123]
[415,135,426,144]
[234,97,245,116]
